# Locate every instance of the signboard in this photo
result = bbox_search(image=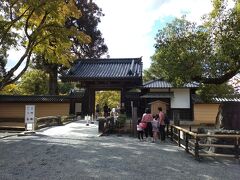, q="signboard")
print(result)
[25,105,35,124]
[84,115,90,121]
